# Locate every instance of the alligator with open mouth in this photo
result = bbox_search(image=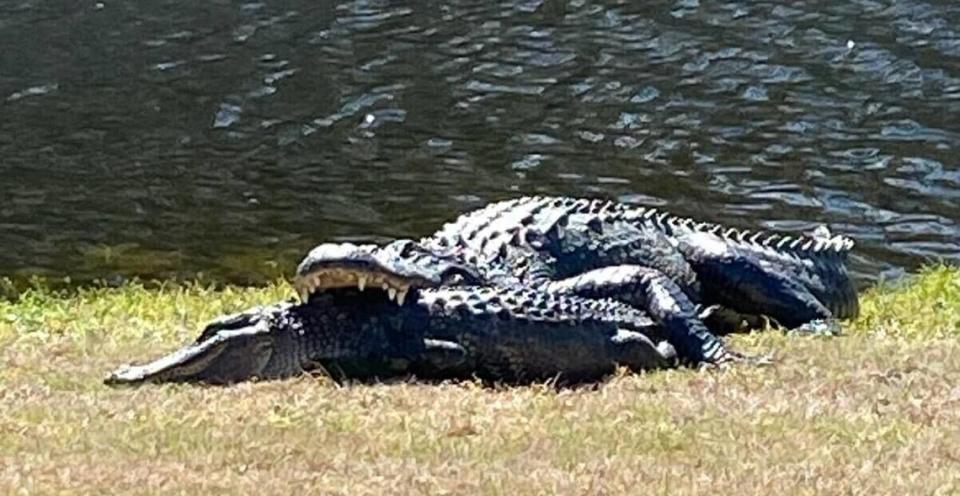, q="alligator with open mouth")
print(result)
[106,241,677,385]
